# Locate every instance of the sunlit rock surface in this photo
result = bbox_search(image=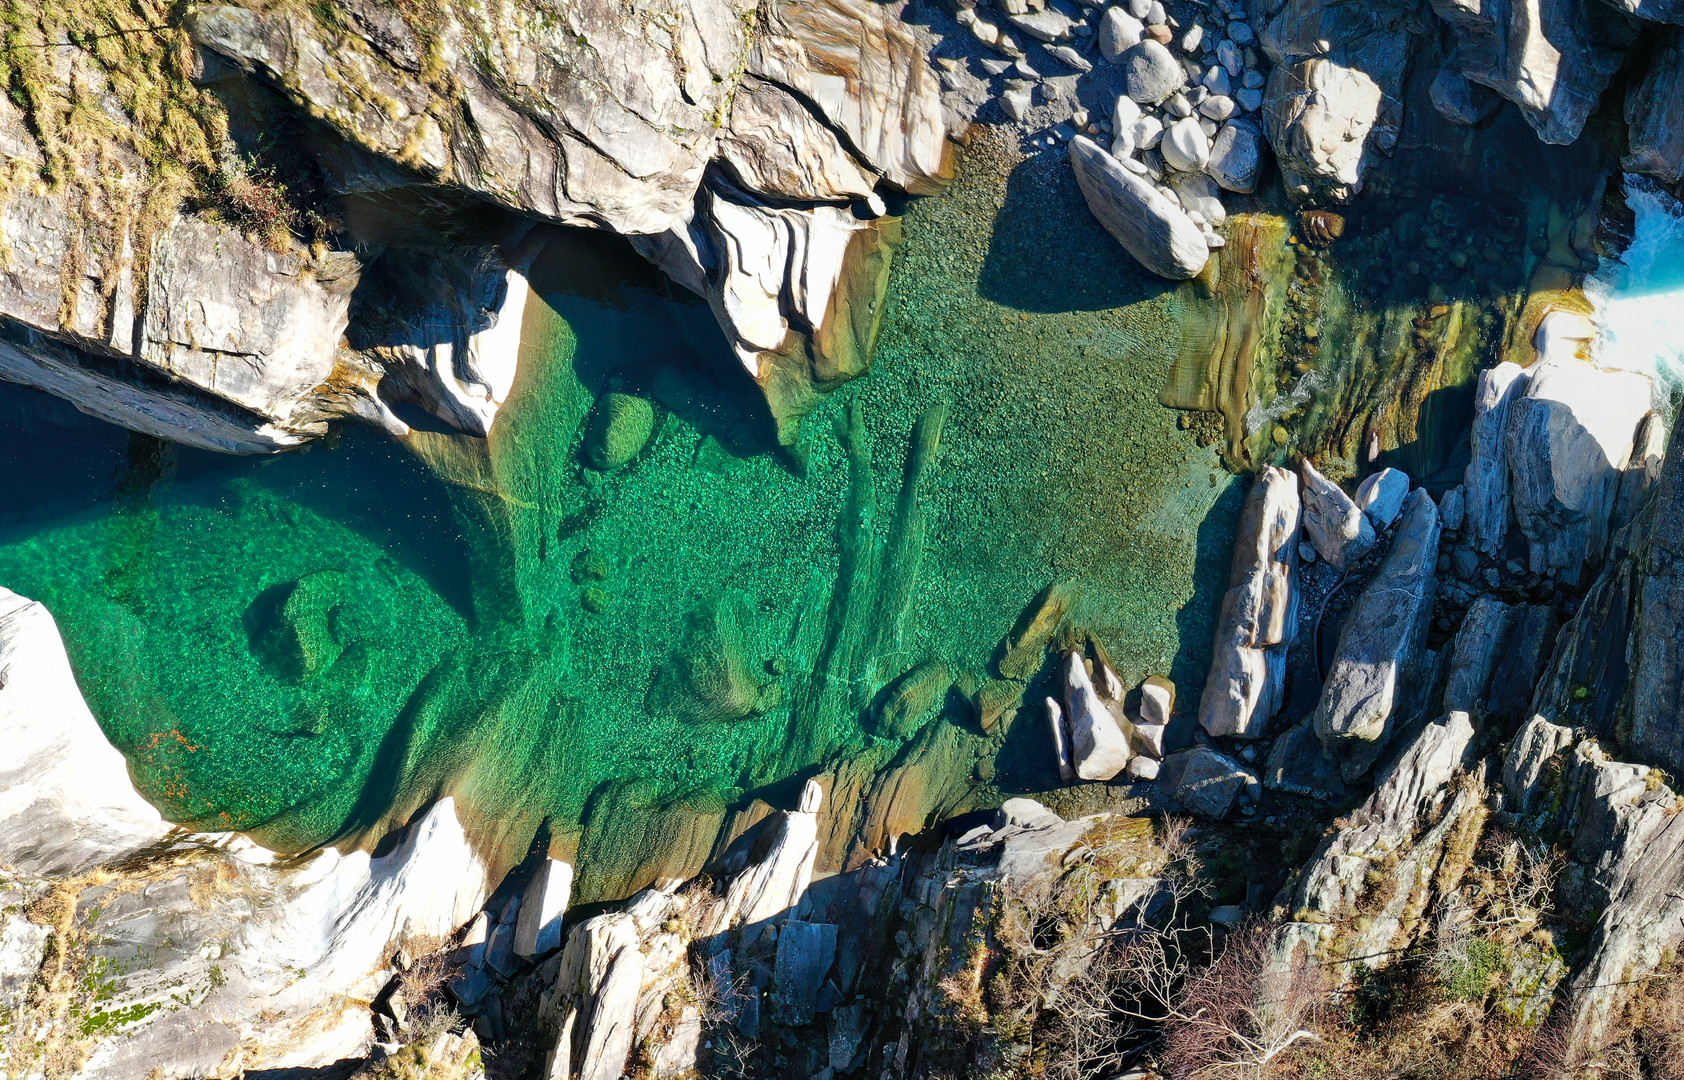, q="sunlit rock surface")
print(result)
[1312,489,1440,780]
[1198,465,1299,739]
[0,588,169,876]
